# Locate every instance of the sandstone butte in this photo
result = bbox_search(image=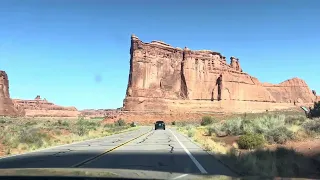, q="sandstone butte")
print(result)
[12,95,80,117]
[0,71,20,116]
[122,35,318,117]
